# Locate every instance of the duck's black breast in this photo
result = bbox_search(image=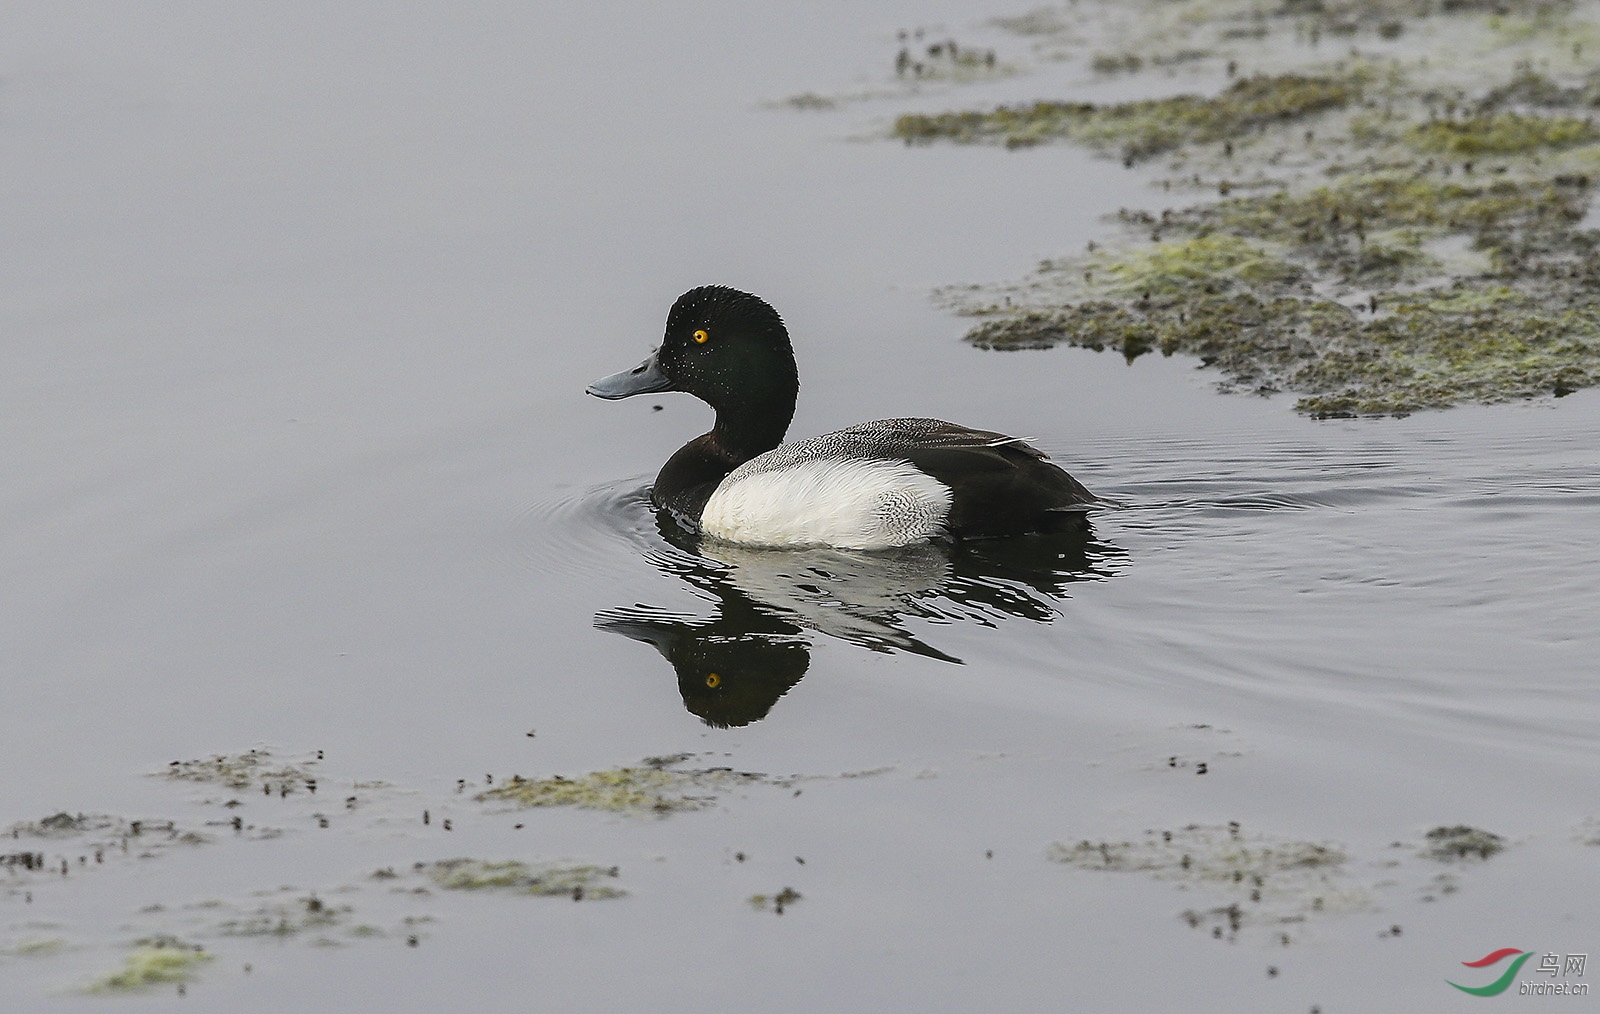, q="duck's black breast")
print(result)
[651,432,739,533]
